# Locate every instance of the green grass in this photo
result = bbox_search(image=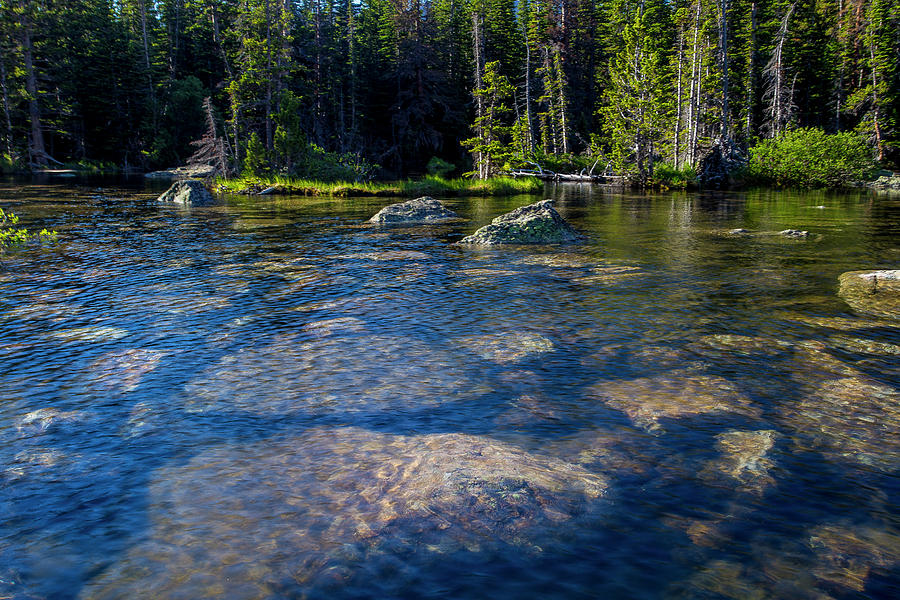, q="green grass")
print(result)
[213,174,543,197]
